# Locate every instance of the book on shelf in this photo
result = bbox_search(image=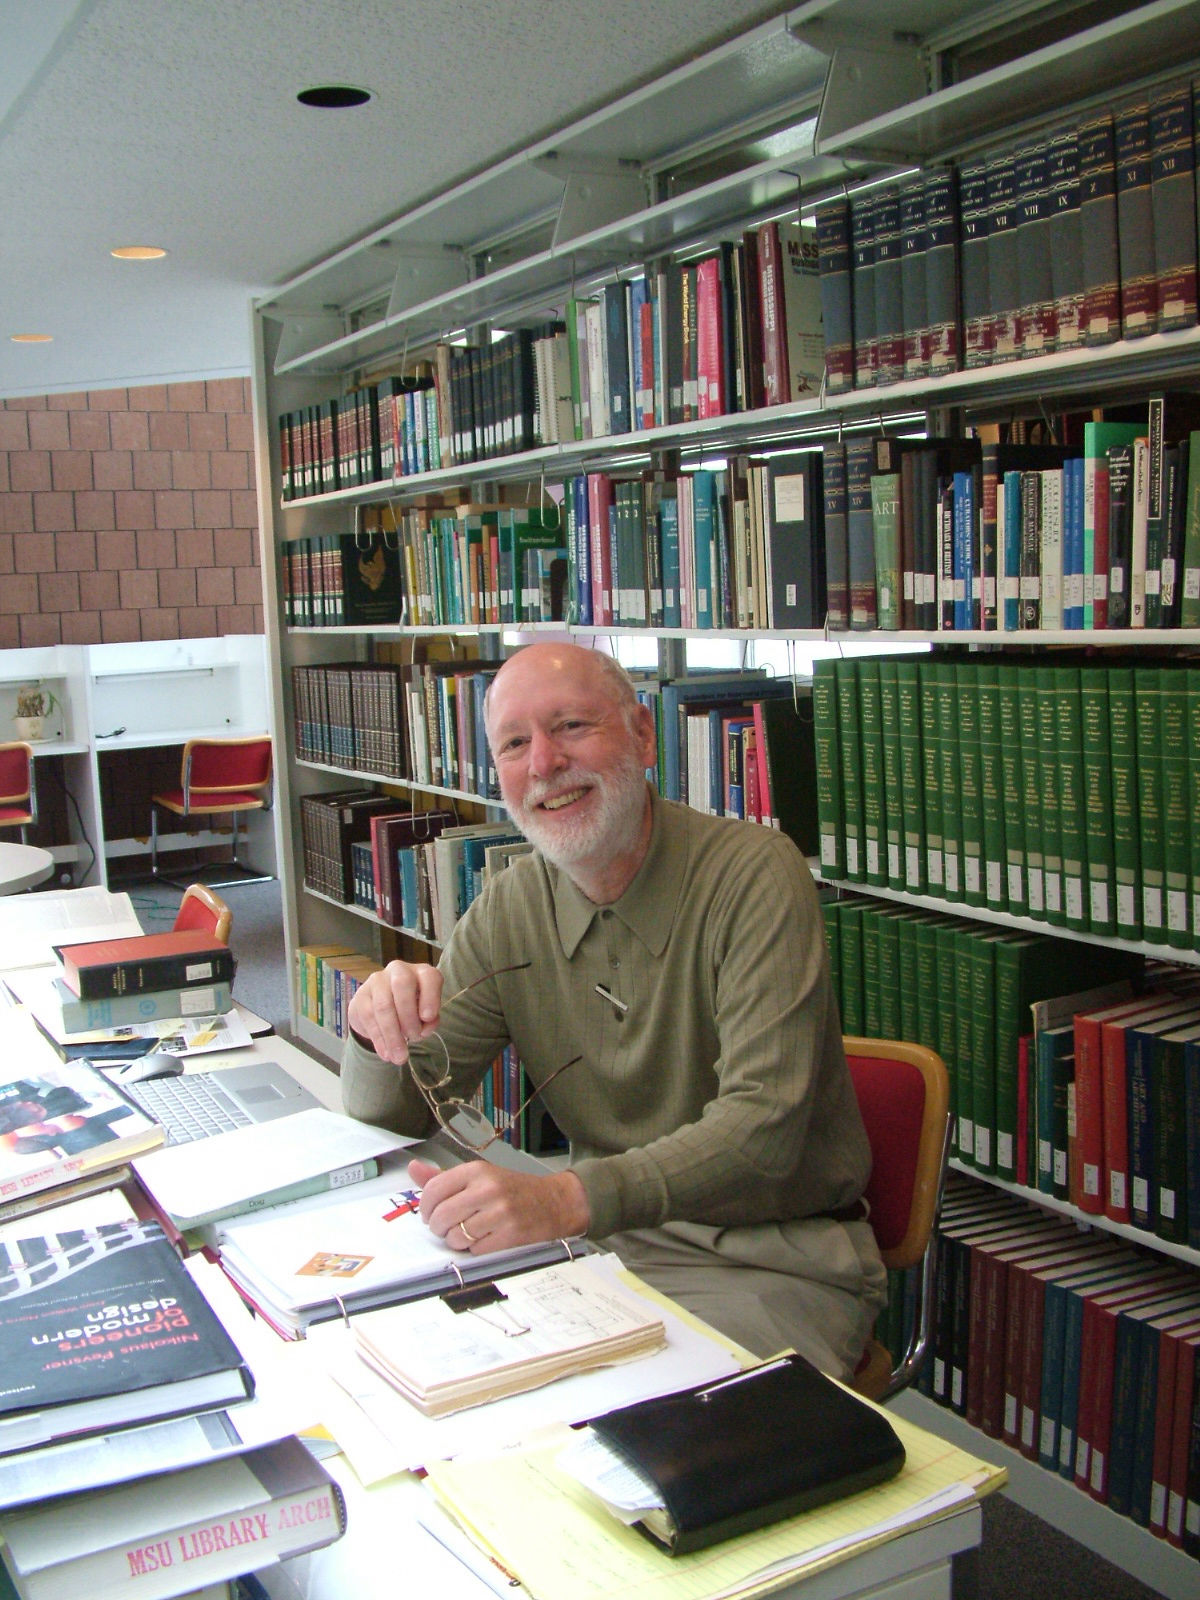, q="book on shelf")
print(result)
[0,1219,252,1455]
[131,1106,408,1233]
[0,1433,345,1600]
[53,933,234,1004]
[351,1254,666,1417]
